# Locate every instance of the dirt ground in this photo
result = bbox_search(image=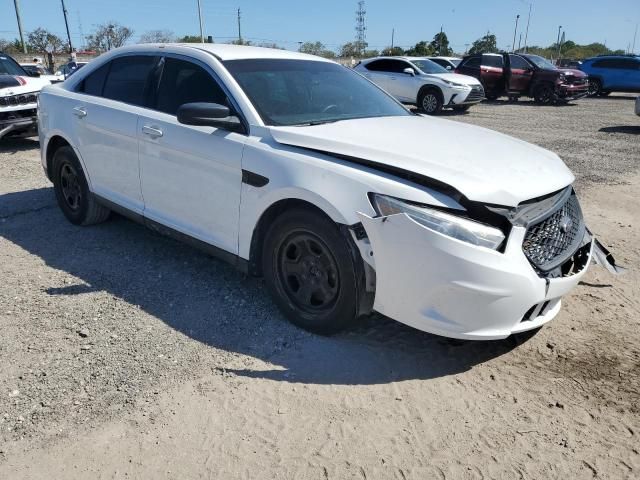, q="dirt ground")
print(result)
[0,95,638,479]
